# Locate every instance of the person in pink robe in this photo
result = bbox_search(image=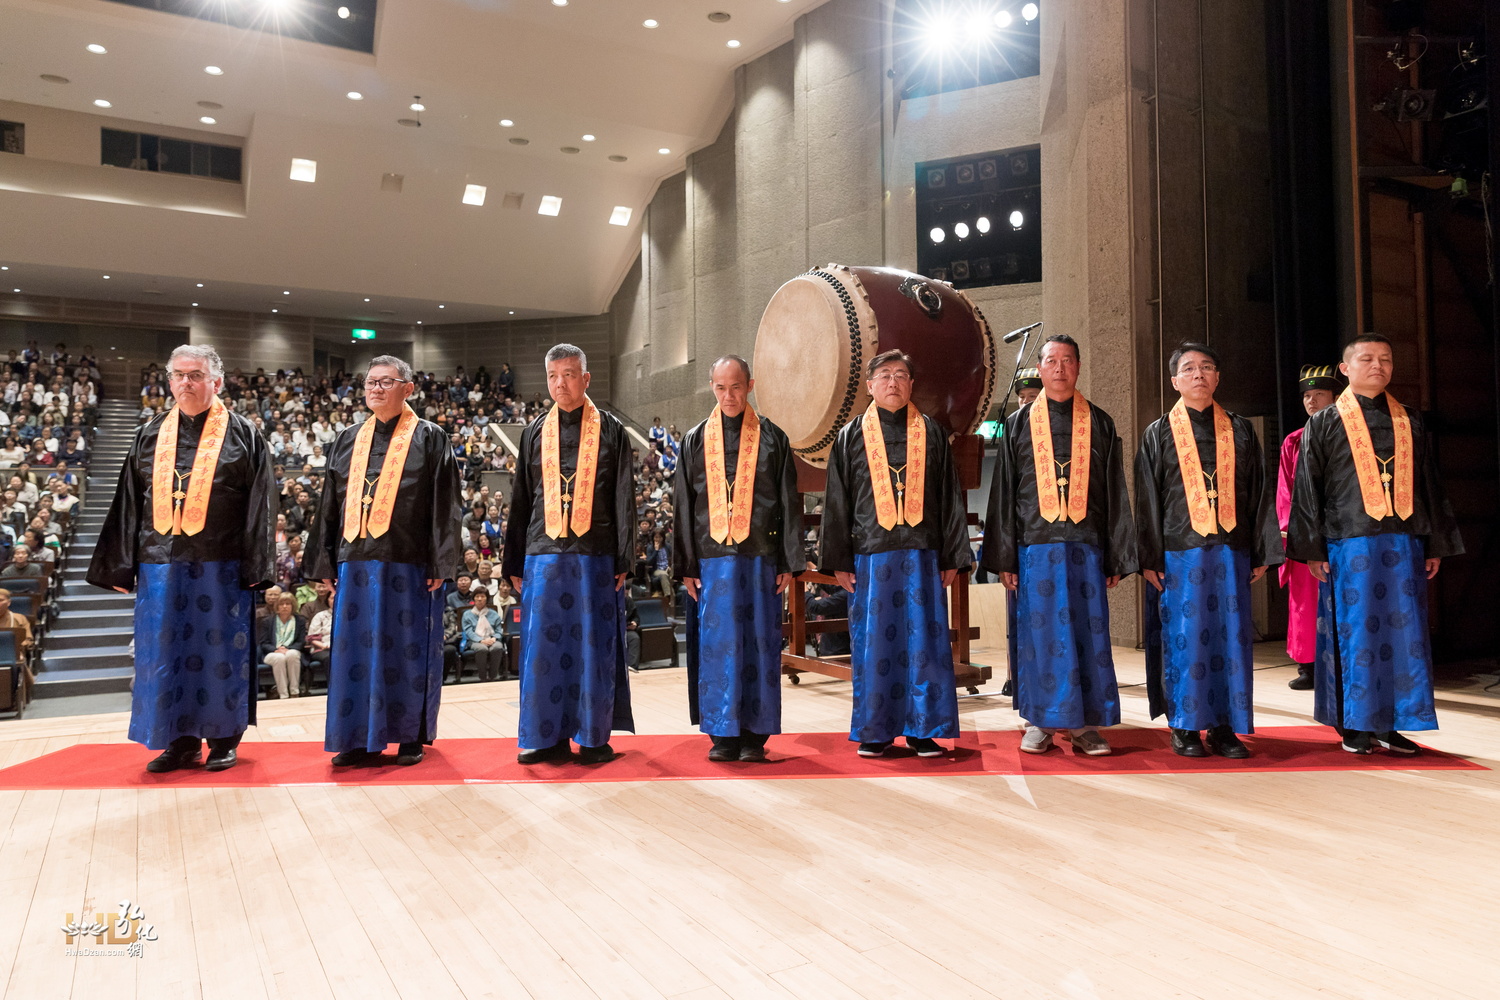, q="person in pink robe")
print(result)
[1277,365,1340,689]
